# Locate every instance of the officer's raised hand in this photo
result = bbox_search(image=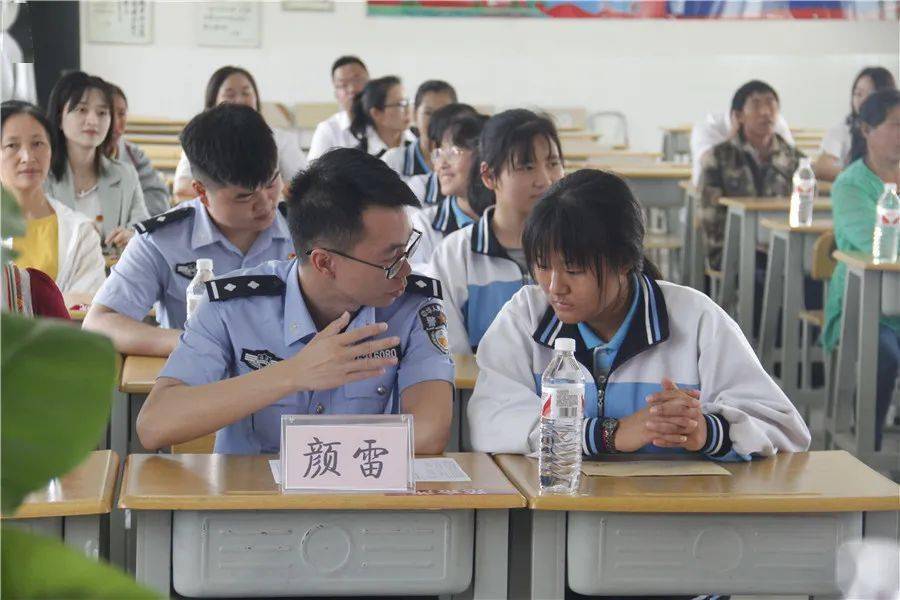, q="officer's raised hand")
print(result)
[286,311,400,391]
